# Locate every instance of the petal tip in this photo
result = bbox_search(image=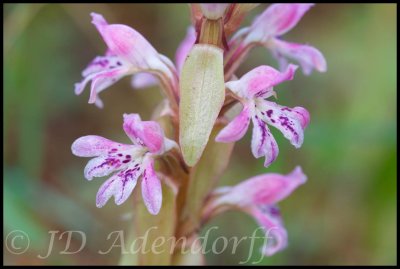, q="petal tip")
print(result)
[96,202,105,208]
[286,64,299,80]
[90,12,107,28]
[74,82,83,95]
[293,106,310,128]
[147,206,160,215]
[290,166,307,185]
